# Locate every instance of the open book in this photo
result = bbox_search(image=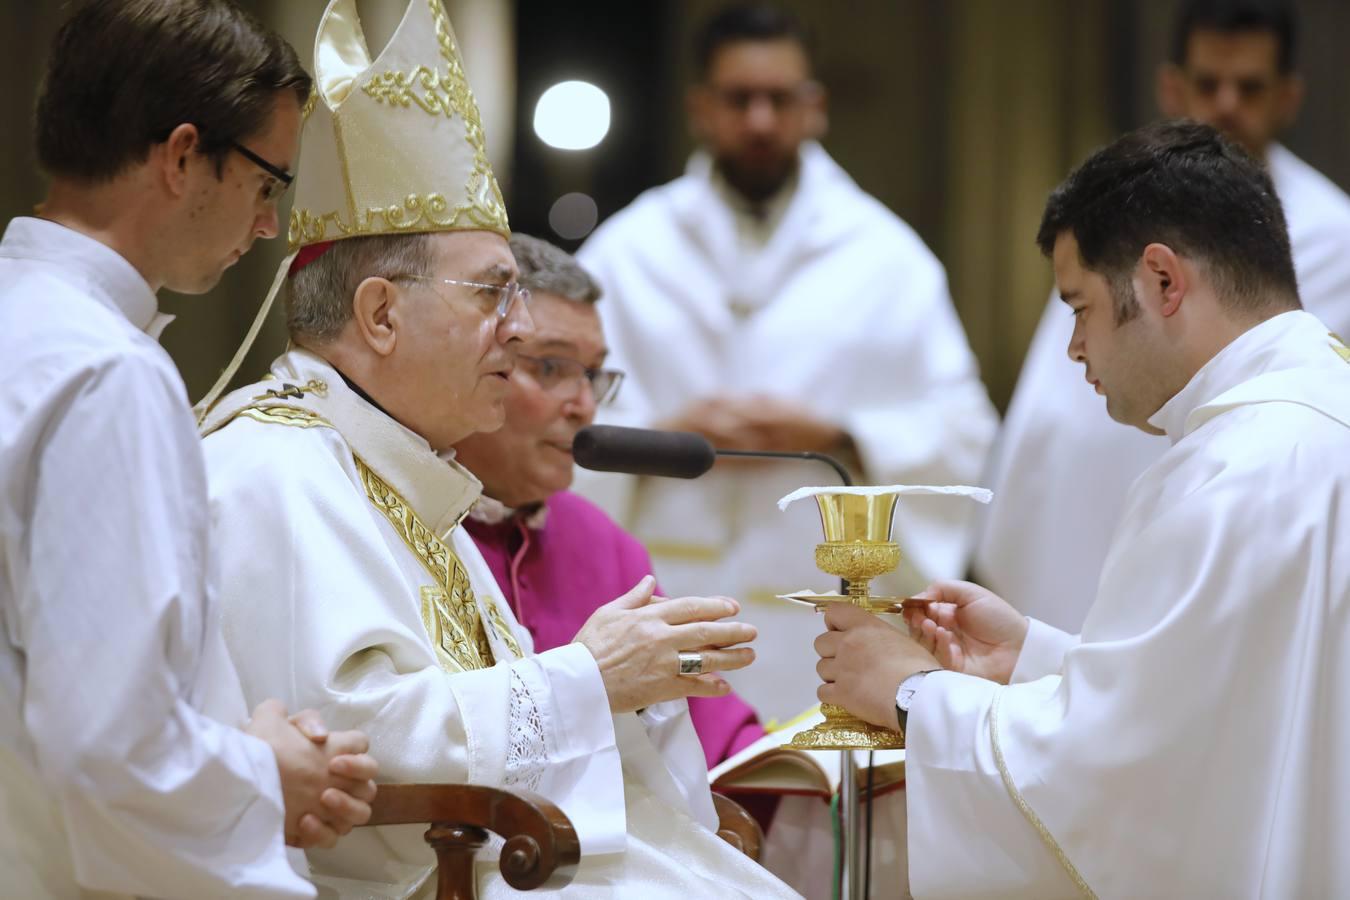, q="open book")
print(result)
[709,706,906,800]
